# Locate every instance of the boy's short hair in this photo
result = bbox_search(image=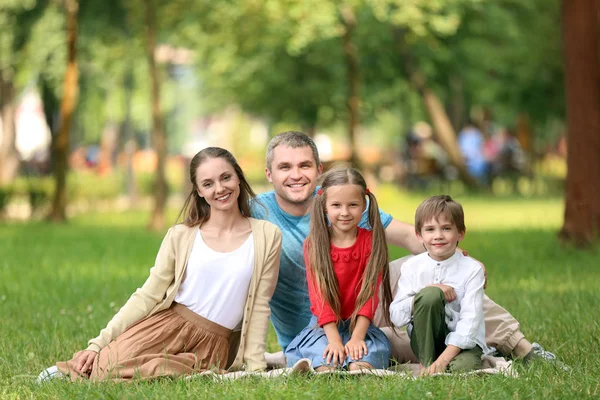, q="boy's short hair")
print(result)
[415,195,466,234]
